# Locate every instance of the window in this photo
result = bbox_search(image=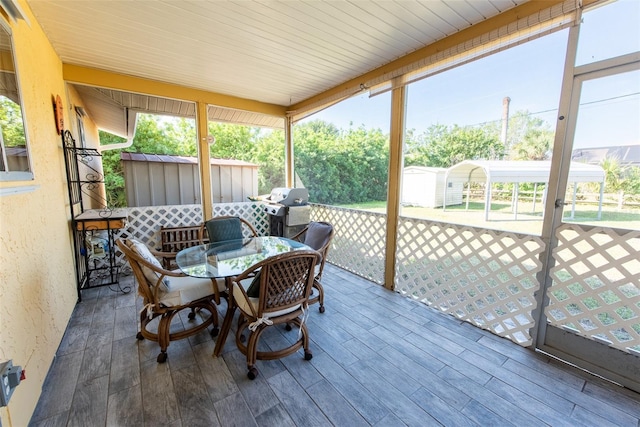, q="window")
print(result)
[0,19,32,181]
[75,107,86,148]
